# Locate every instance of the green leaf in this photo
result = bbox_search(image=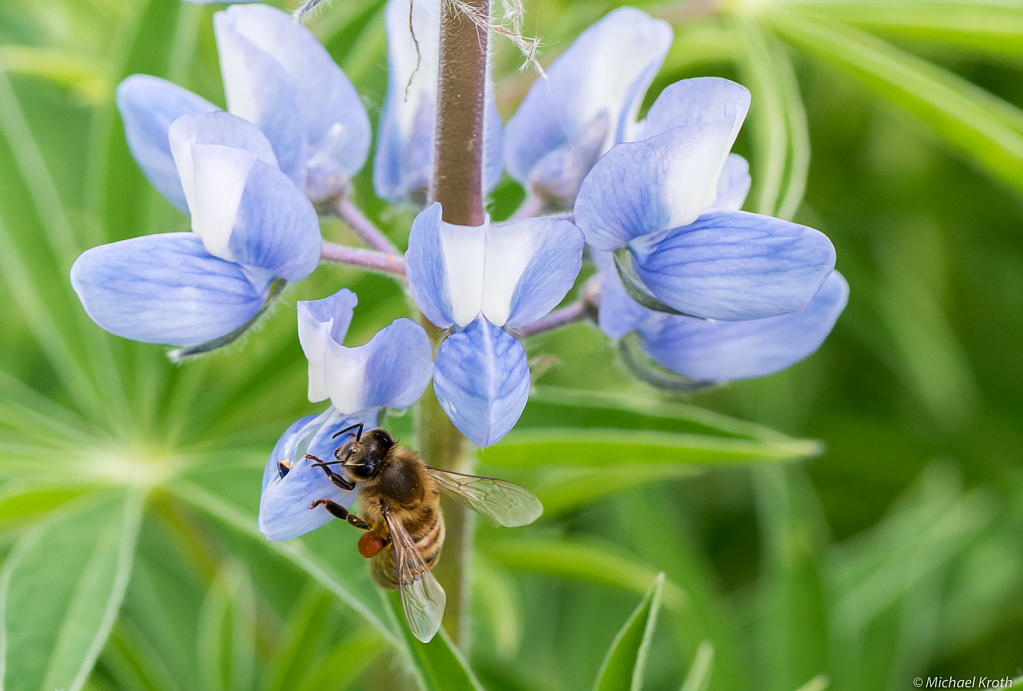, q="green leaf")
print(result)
[736,18,810,221]
[591,573,665,691]
[480,429,821,469]
[767,10,1023,198]
[197,561,257,691]
[679,641,714,691]
[167,478,400,649]
[531,463,700,517]
[0,490,143,691]
[385,591,485,691]
[0,483,93,531]
[483,537,685,611]
[783,0,1023,59]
